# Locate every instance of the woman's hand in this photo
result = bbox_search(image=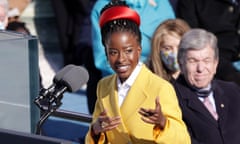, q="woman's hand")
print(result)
[138,96,166,129]
[92,109,121,135]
